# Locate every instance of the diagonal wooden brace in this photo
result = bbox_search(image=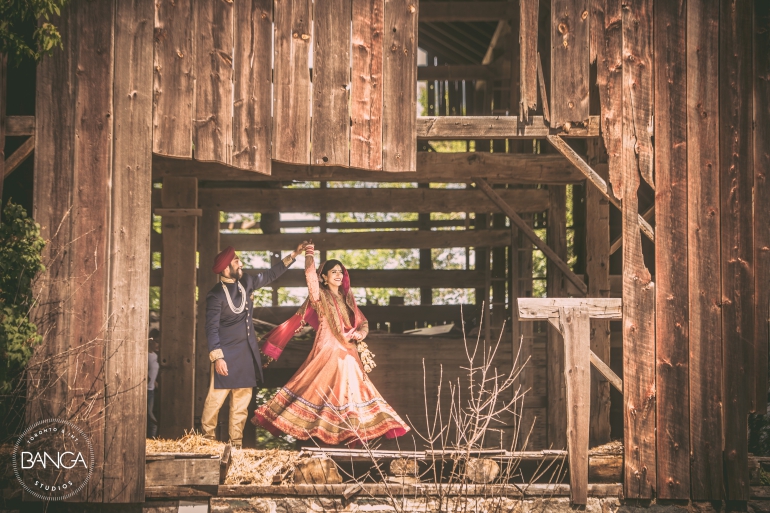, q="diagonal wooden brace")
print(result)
[475,178,588,296]
[4,135,35,179]
[546,134,655,243]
